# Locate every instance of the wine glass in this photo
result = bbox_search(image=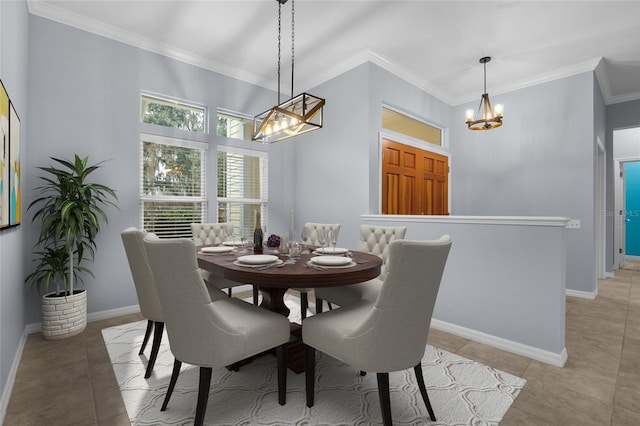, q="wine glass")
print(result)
[300,227,310,254]
[239,231,248,253]
[330,229,338,251]
[218,228,227,246]
[318,228,327,249]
